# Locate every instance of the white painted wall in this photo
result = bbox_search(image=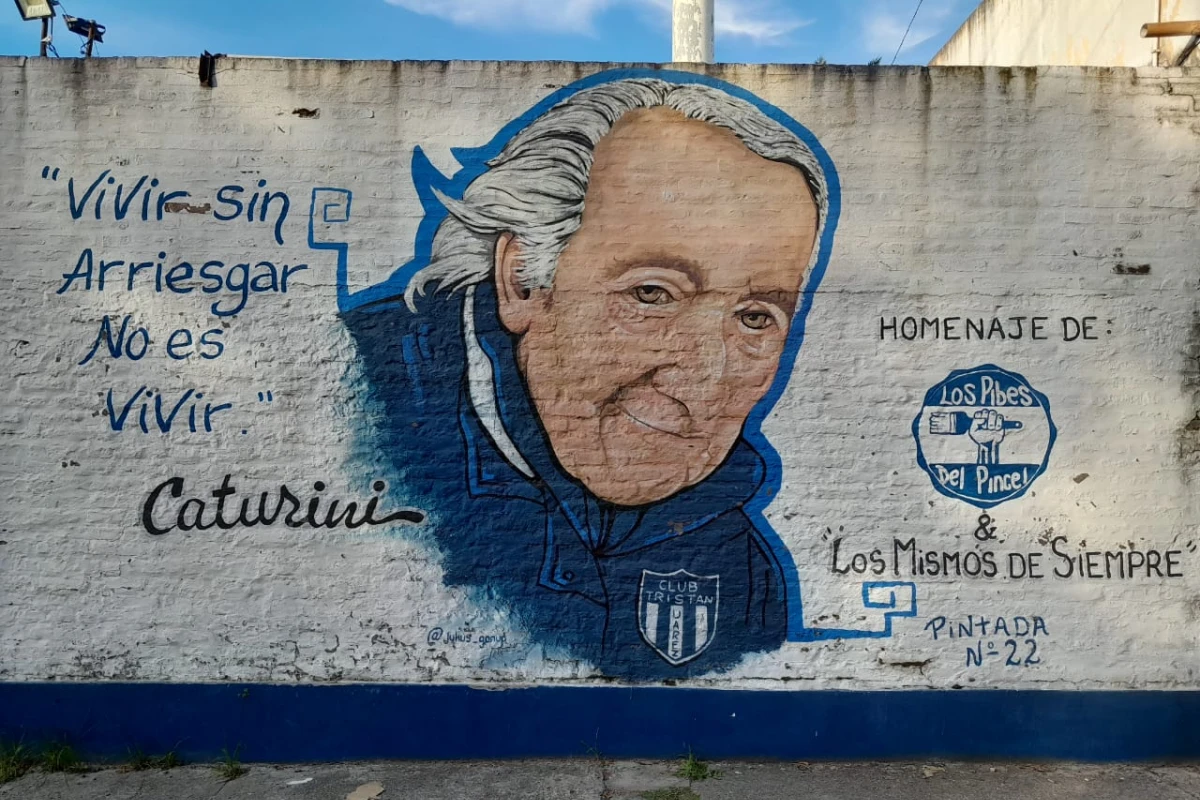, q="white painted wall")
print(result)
[932,0,1200,67]
[1,58,1199,689]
